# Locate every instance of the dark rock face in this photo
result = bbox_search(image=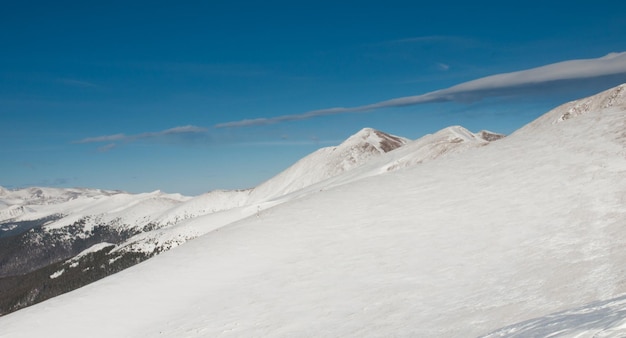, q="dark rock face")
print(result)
[478,130,506,142]
[0,215,63,239]
[374,130,407,153]
[0,245,152,315]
